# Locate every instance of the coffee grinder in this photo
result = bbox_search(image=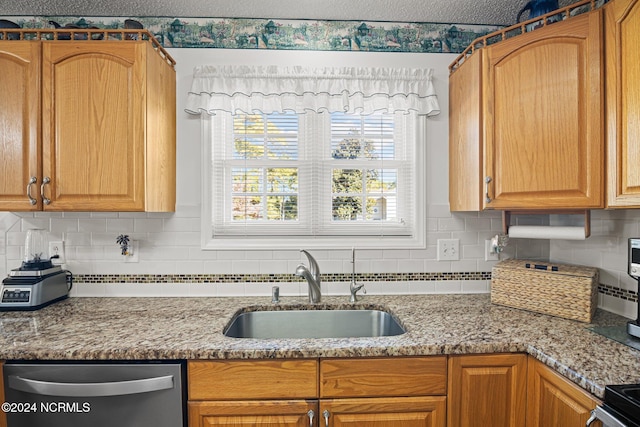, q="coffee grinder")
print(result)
[0,229,72,311]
